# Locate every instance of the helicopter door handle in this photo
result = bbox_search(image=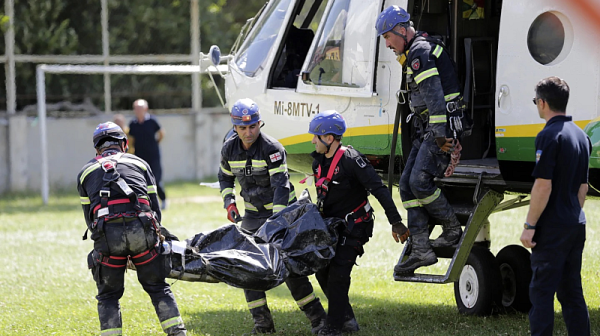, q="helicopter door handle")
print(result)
[497,86,509,108]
